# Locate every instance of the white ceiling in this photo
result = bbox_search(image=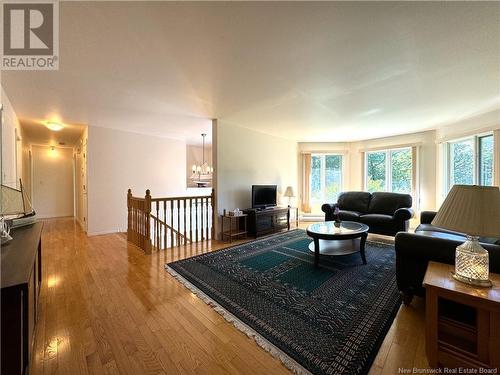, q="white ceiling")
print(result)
[2,1,500,143]
[21,119,86,147]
